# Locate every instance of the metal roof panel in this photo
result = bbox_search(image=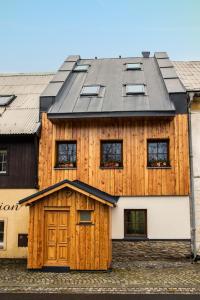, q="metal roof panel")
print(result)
[164,78,186,93]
